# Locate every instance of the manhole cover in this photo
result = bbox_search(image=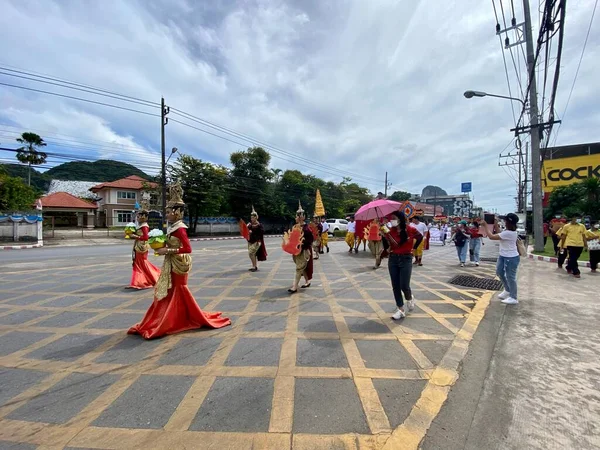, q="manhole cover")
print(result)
[480,257,498,262]
[448,275,503,291]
